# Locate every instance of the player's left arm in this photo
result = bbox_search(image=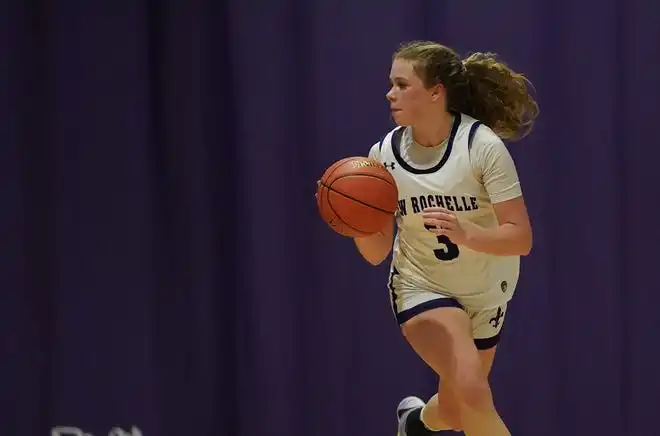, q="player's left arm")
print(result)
[462,134,533,256]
